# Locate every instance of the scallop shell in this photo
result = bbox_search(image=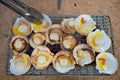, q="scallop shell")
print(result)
[10,53,31,75]
[31,46,54,70]
[33,14,52,33]
[53,50,75,73]
[75,14,96,35]
[12,17,32,36]
[60,34,77,50]
[10,35,28,55]
[87,29,111,52]
[29,33,46,48]
[73,44,95,66]
[61,18,76,34]
[46,24,63,45]
[96,52,118,74]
